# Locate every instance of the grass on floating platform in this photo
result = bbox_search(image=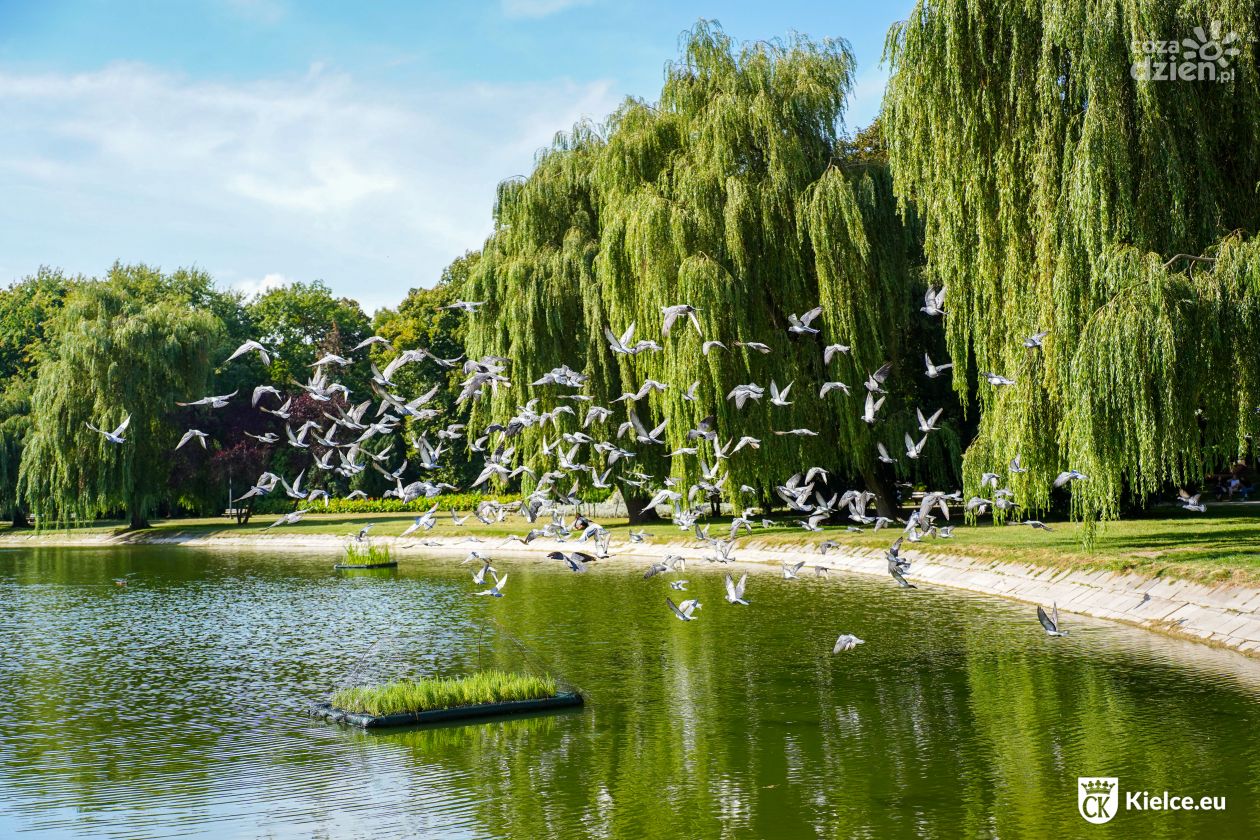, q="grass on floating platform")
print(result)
[331,670,558,716]
[343,542,392,564]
